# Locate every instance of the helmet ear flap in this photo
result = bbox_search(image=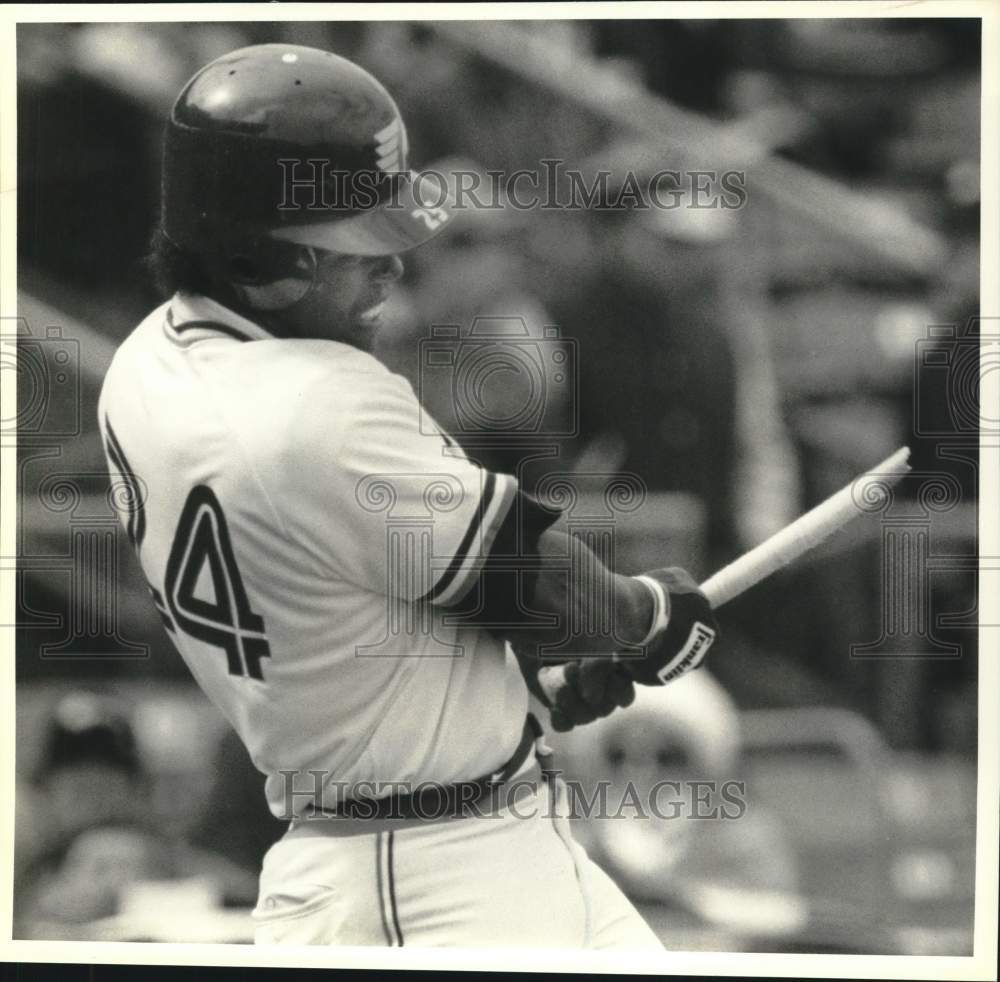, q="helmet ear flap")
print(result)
[220,238,320,311]
[226,252,269,285]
